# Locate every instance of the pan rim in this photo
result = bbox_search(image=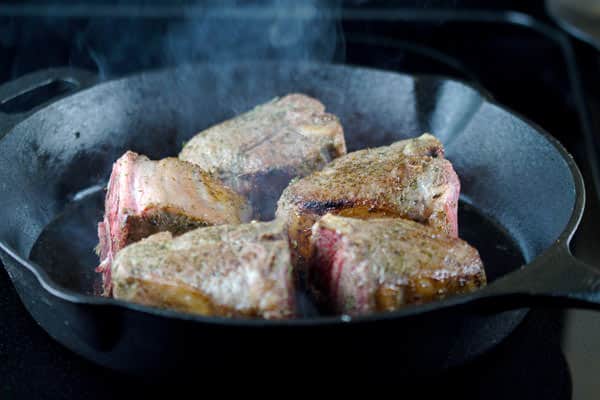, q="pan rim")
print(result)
[0,61,586,326]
